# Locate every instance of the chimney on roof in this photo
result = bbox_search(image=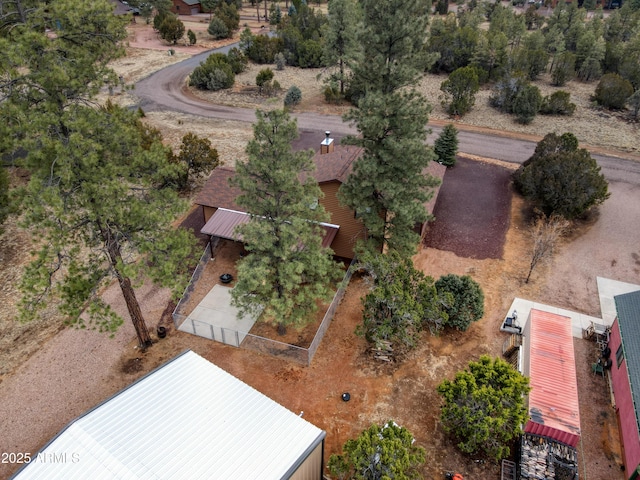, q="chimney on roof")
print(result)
[320,130,334,155]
